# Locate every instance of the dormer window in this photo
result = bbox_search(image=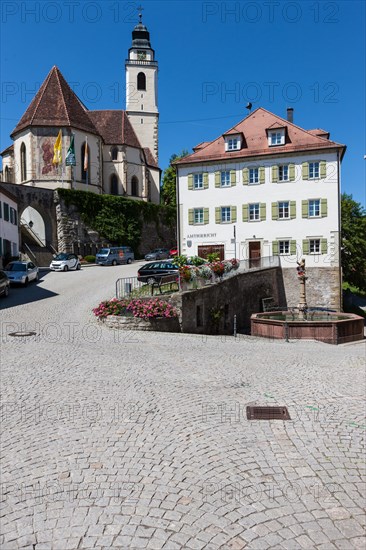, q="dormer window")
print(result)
[268,129,285,146]
[224,134,242,152]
